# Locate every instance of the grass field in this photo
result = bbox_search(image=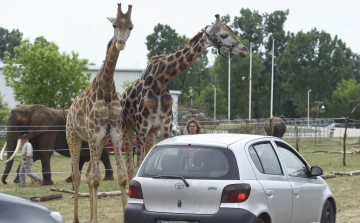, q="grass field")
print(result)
[0,137,360,222]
